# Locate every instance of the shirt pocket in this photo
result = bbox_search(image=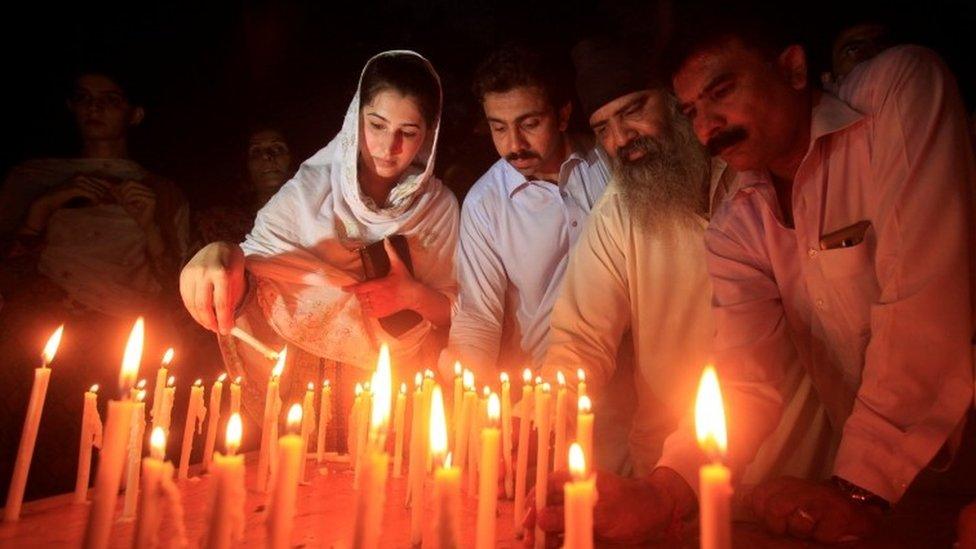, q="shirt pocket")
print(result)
[818,237,879,343]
